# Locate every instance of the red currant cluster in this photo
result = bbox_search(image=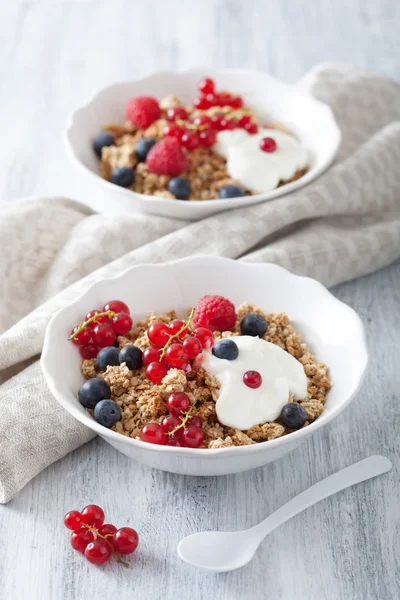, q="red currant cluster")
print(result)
[195,77,244,110]
[69,300,132,359]
[64,504,139,566]
[162,77,258,150]
[141,392,204,448]
[143,312,214,384]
